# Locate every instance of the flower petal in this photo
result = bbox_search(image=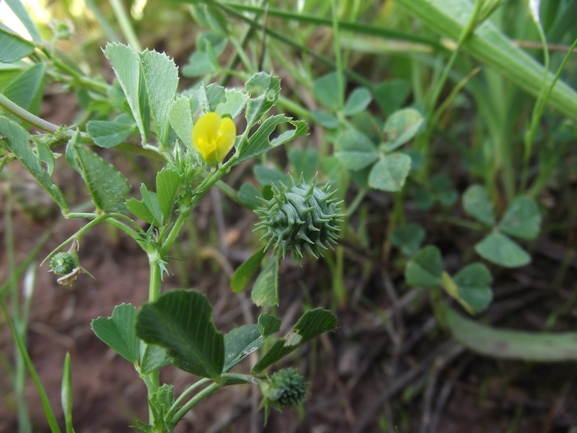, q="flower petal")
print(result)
[193,112,218,158]
[216,117,236,161]
[192,112,237,166]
